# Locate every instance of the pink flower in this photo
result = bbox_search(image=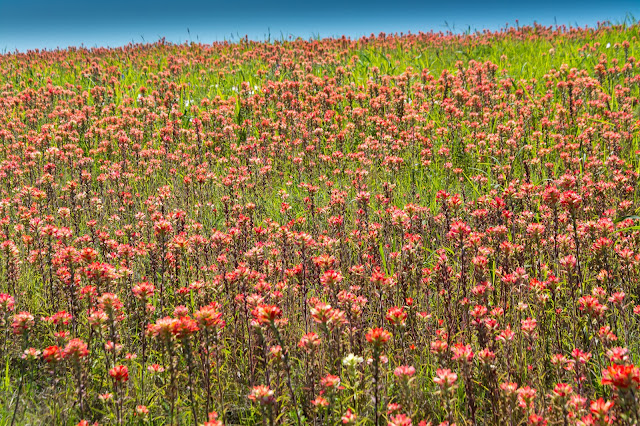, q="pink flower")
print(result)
[248,385,275,405]
[389,413,412,426]
[451,343,474,363]
[517,386,537,410]
[434,369,458,391]
[394,365,416,381]
[11,311,34,335]
[341,408,357,424]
